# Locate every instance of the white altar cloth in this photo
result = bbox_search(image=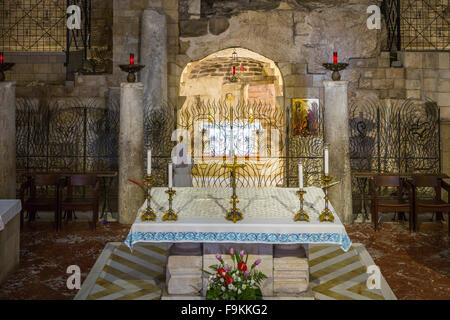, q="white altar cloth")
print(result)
[125,187,352,251]
[0,200,22,231]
